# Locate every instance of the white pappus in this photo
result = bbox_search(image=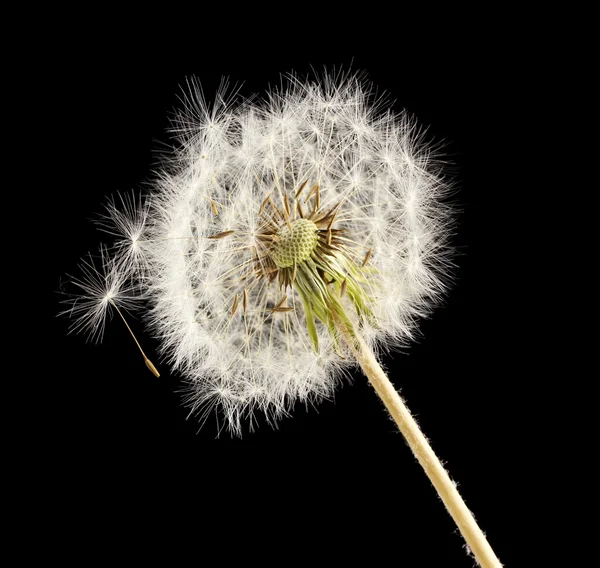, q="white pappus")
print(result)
[63,71,453,436]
